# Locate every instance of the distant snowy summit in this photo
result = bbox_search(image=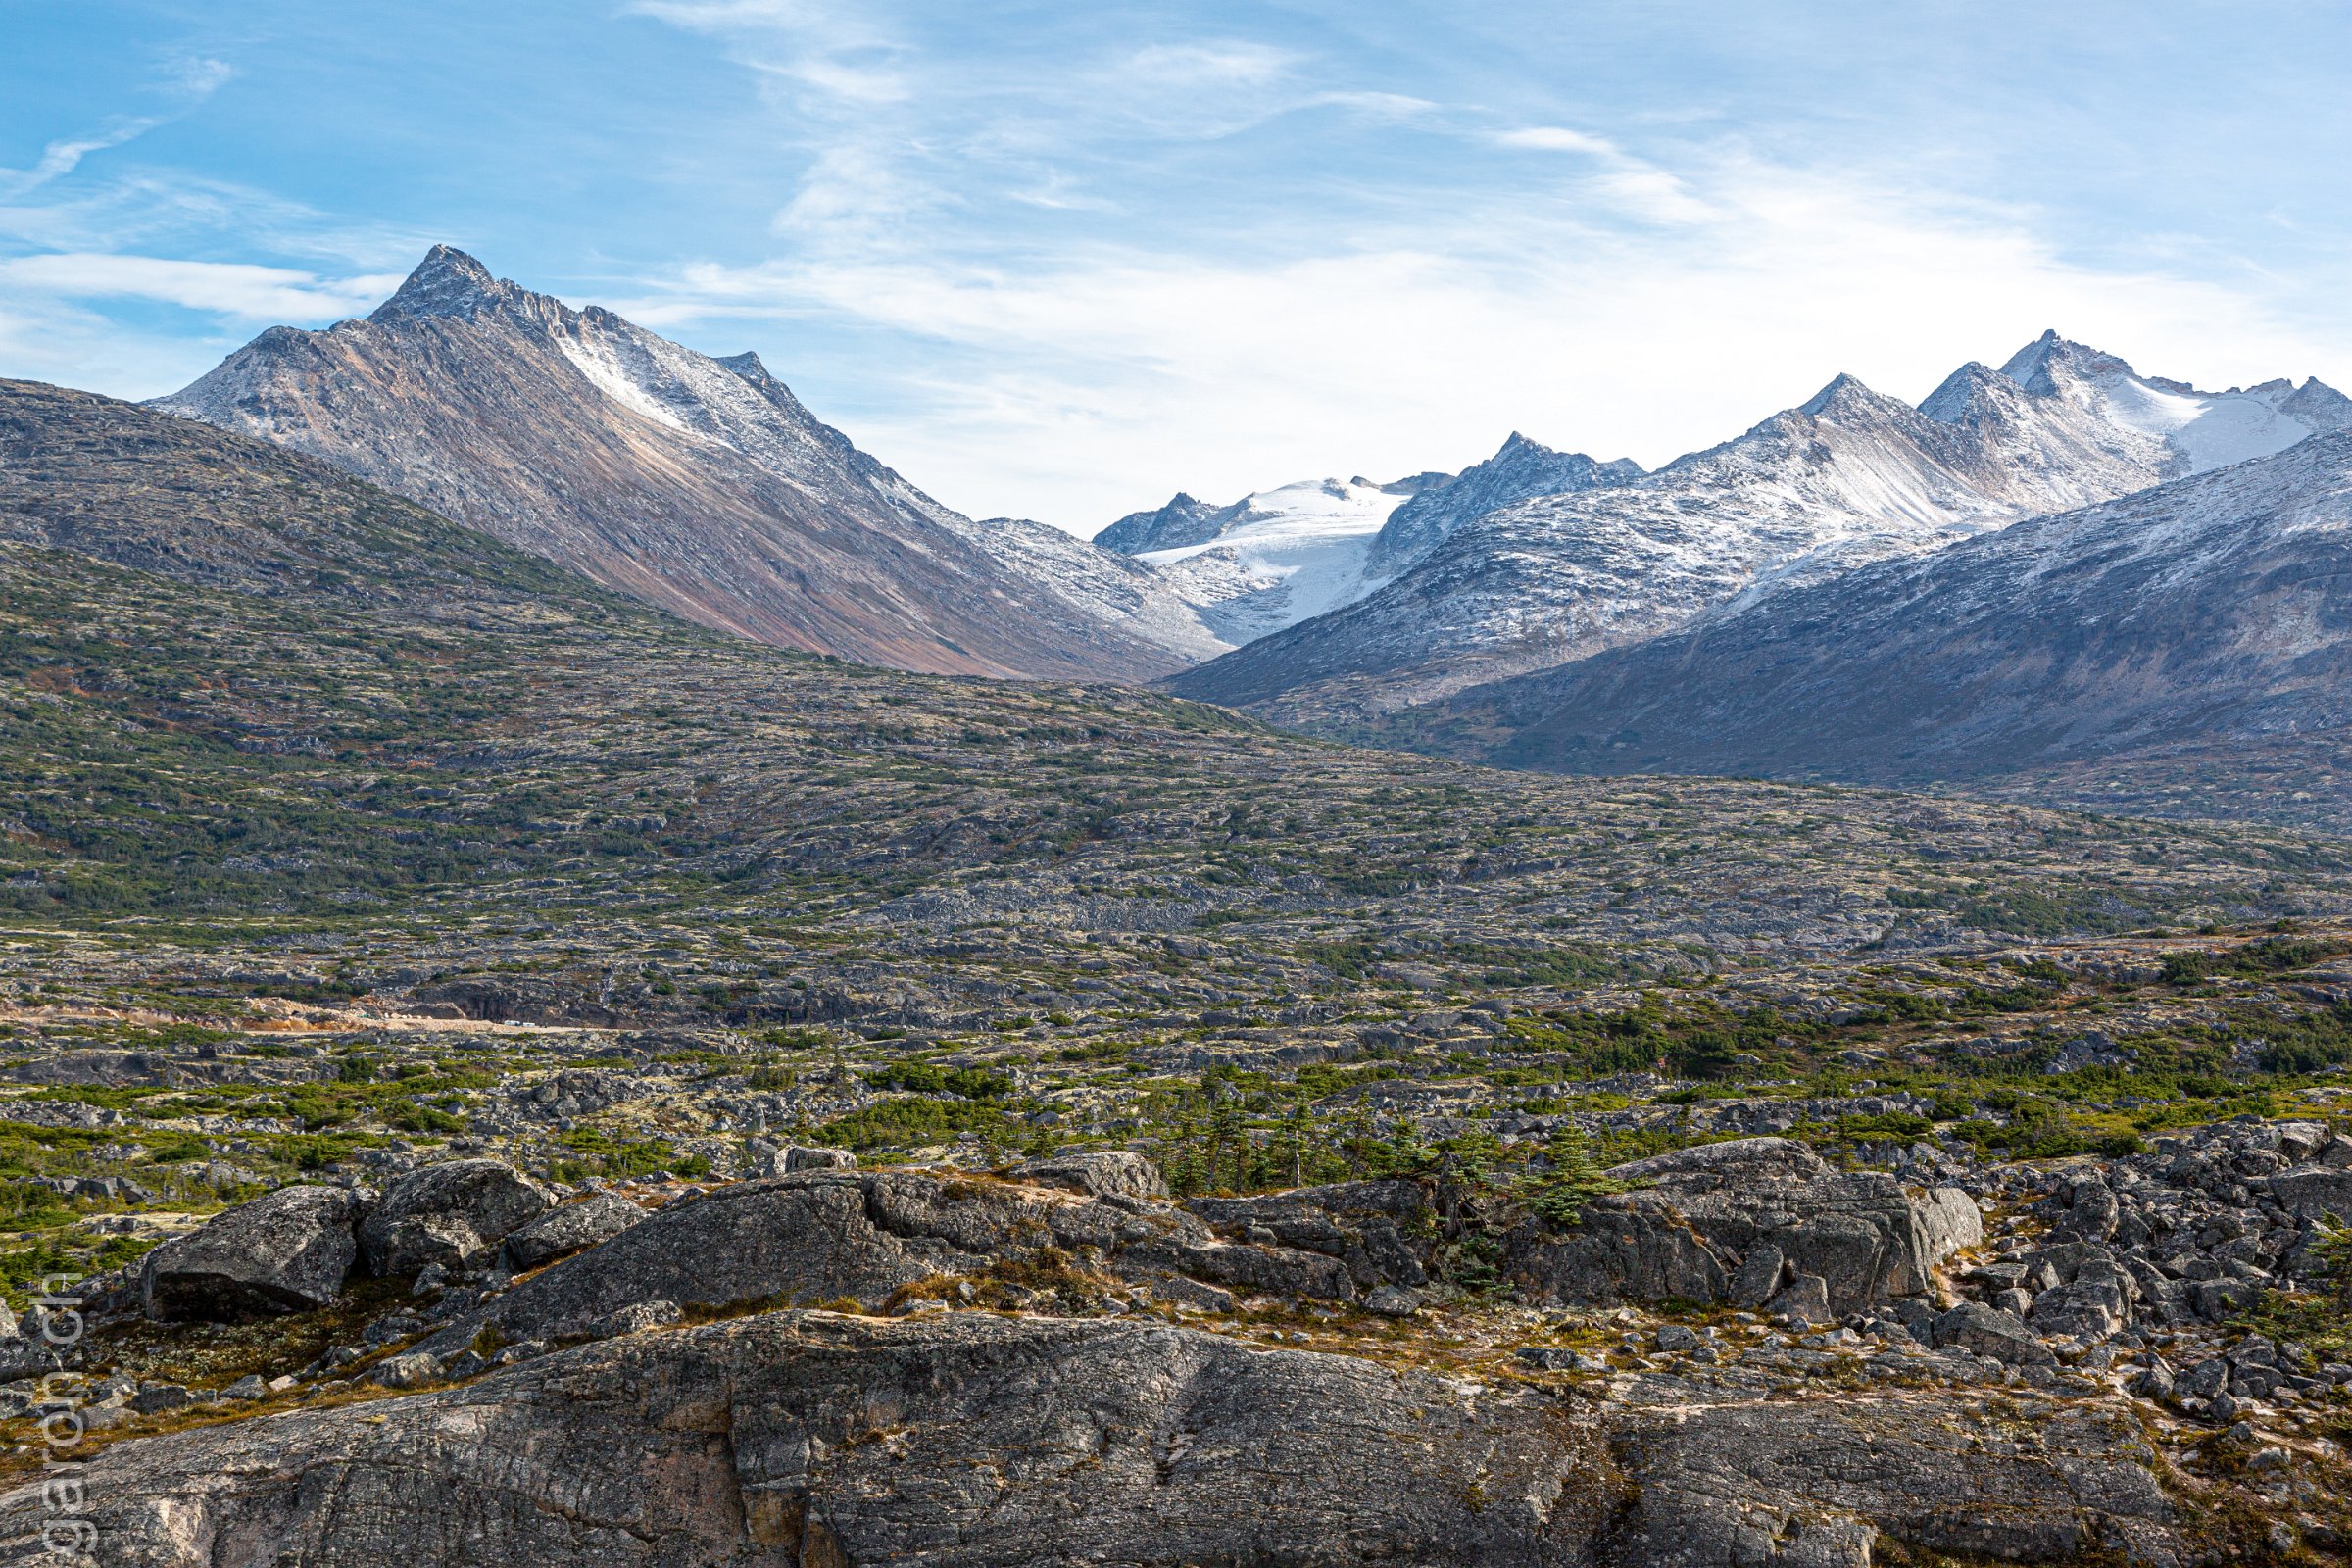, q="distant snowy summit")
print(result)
[1095,436,1637,645]
[1098,474,1428,646]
